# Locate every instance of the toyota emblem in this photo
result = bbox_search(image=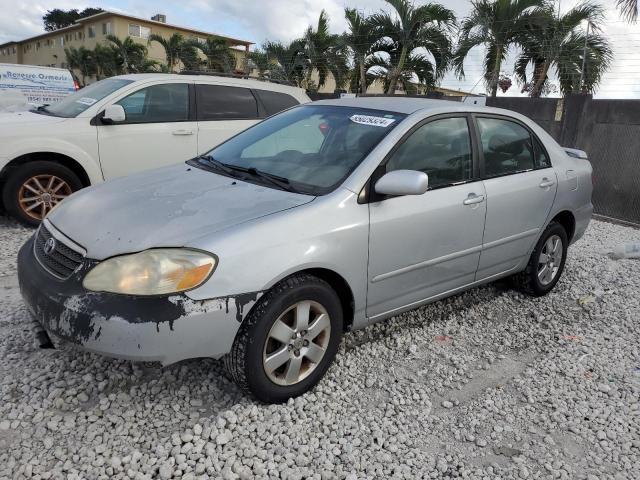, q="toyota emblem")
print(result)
[44,237,56,255]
